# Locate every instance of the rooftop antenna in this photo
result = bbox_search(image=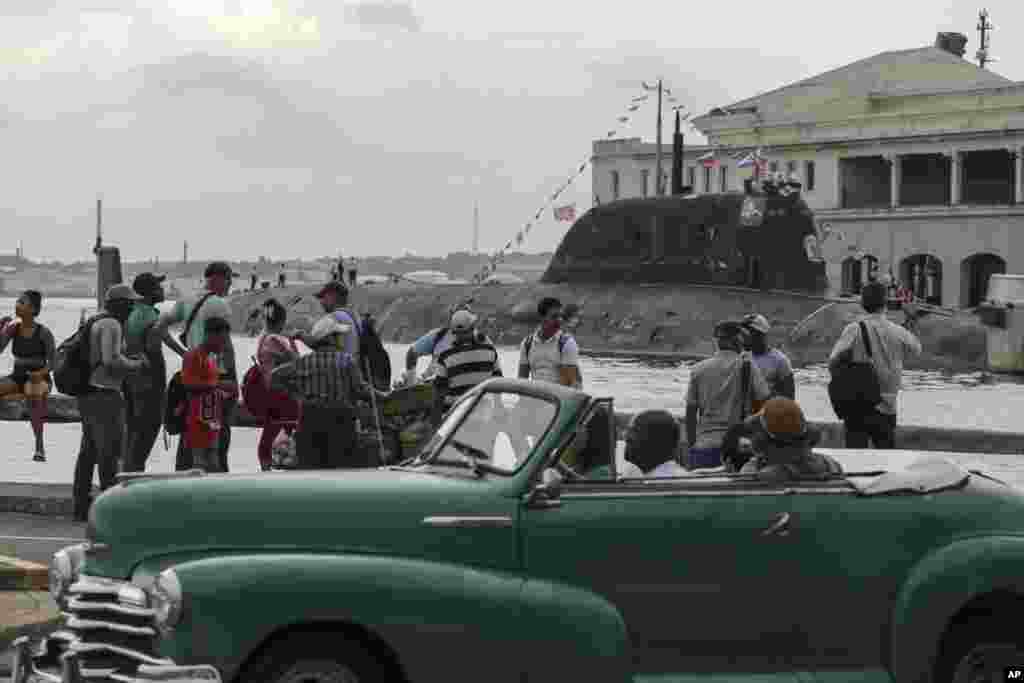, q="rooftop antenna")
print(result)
[976,9,995,69]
